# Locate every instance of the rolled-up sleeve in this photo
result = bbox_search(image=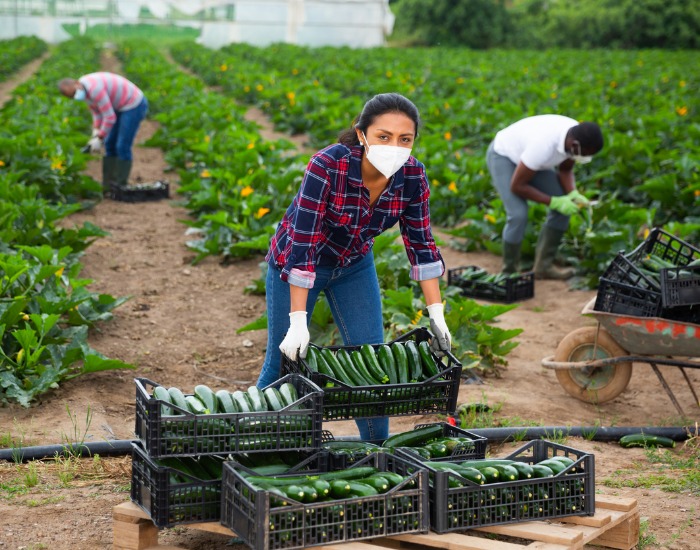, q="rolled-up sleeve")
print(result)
[280,156,331,288]
[399,167,444,281]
